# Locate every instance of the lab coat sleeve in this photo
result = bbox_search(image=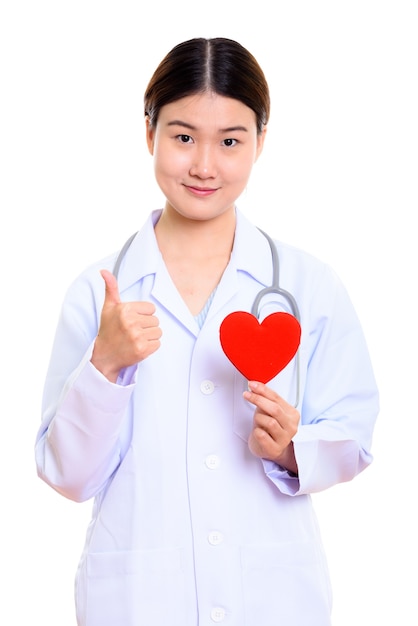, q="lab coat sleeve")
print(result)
[35,267,137,503]
[263,262,379,496]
